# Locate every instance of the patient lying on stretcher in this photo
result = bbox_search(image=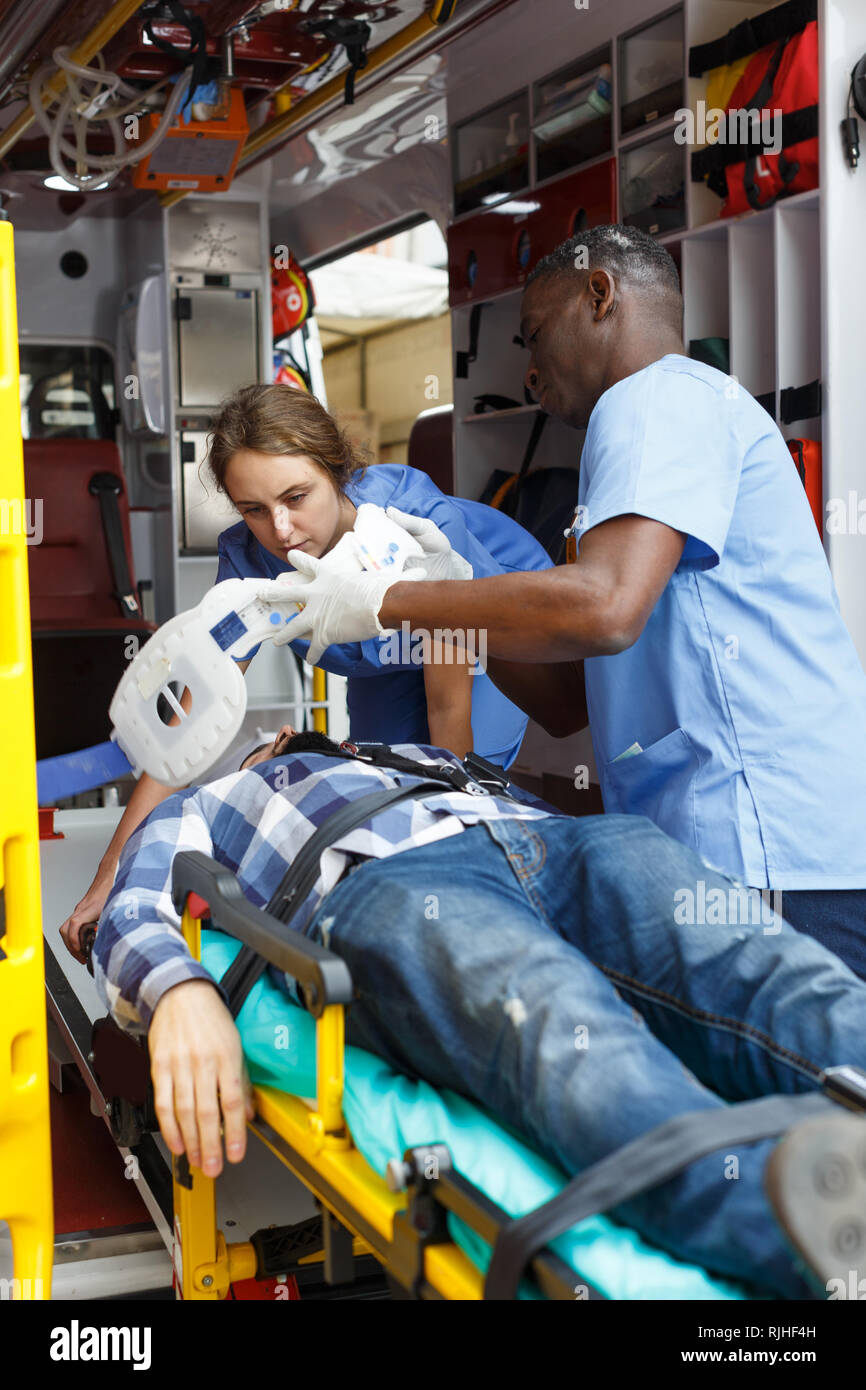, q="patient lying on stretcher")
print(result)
[91,726,866,1300]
